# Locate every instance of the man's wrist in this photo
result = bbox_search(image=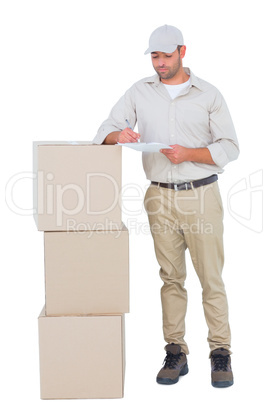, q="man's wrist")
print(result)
[185,147,215,165]
[103,131,120,144]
